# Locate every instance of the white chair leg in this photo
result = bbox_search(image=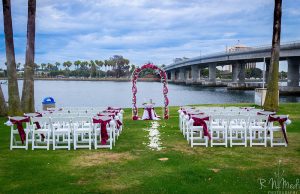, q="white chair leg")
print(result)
[74,131,77,150]
[225,130,228,148]
[32,131,35,150]
[68,132,71,150]
[89,131,91,150]
[264,130,267,147]
[191,130,193,148]
[211,130,214,147]
[47,131,50,150]
[244,129,247,147]
[10,127,13,150]
[230,129,233,147]
[53,133,56,150]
